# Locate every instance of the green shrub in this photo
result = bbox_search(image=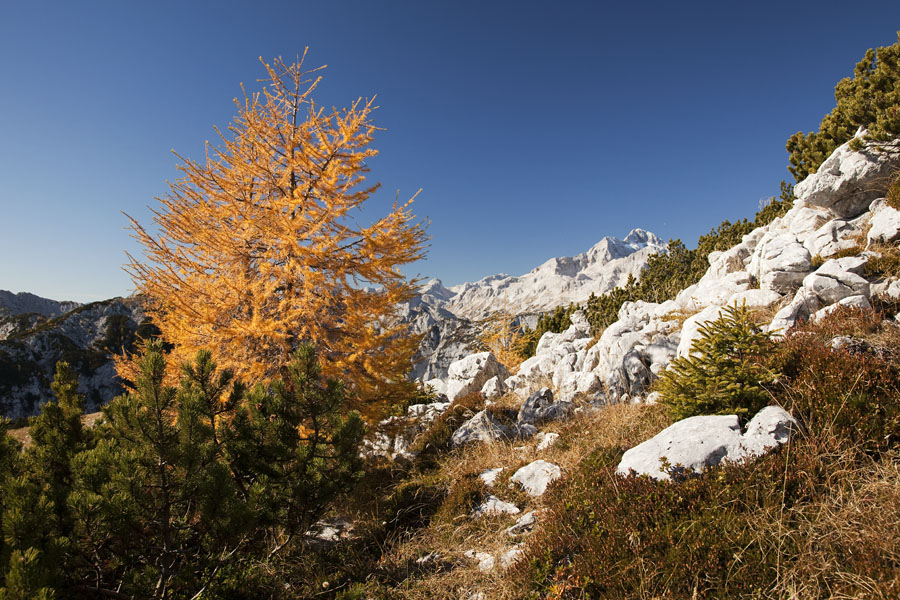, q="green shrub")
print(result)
[655,303,777,420]
[787,32,900,181]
